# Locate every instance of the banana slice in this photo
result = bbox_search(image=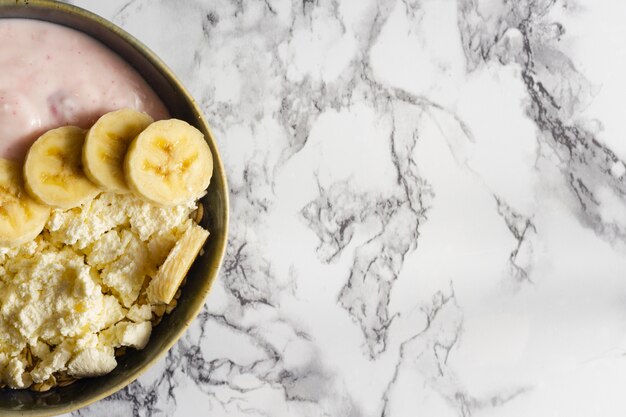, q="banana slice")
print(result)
[0,158,49,247]
[83,109,154,193]
[124,119,213,206]
[147,224,209,304]
[24,126,101,209]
